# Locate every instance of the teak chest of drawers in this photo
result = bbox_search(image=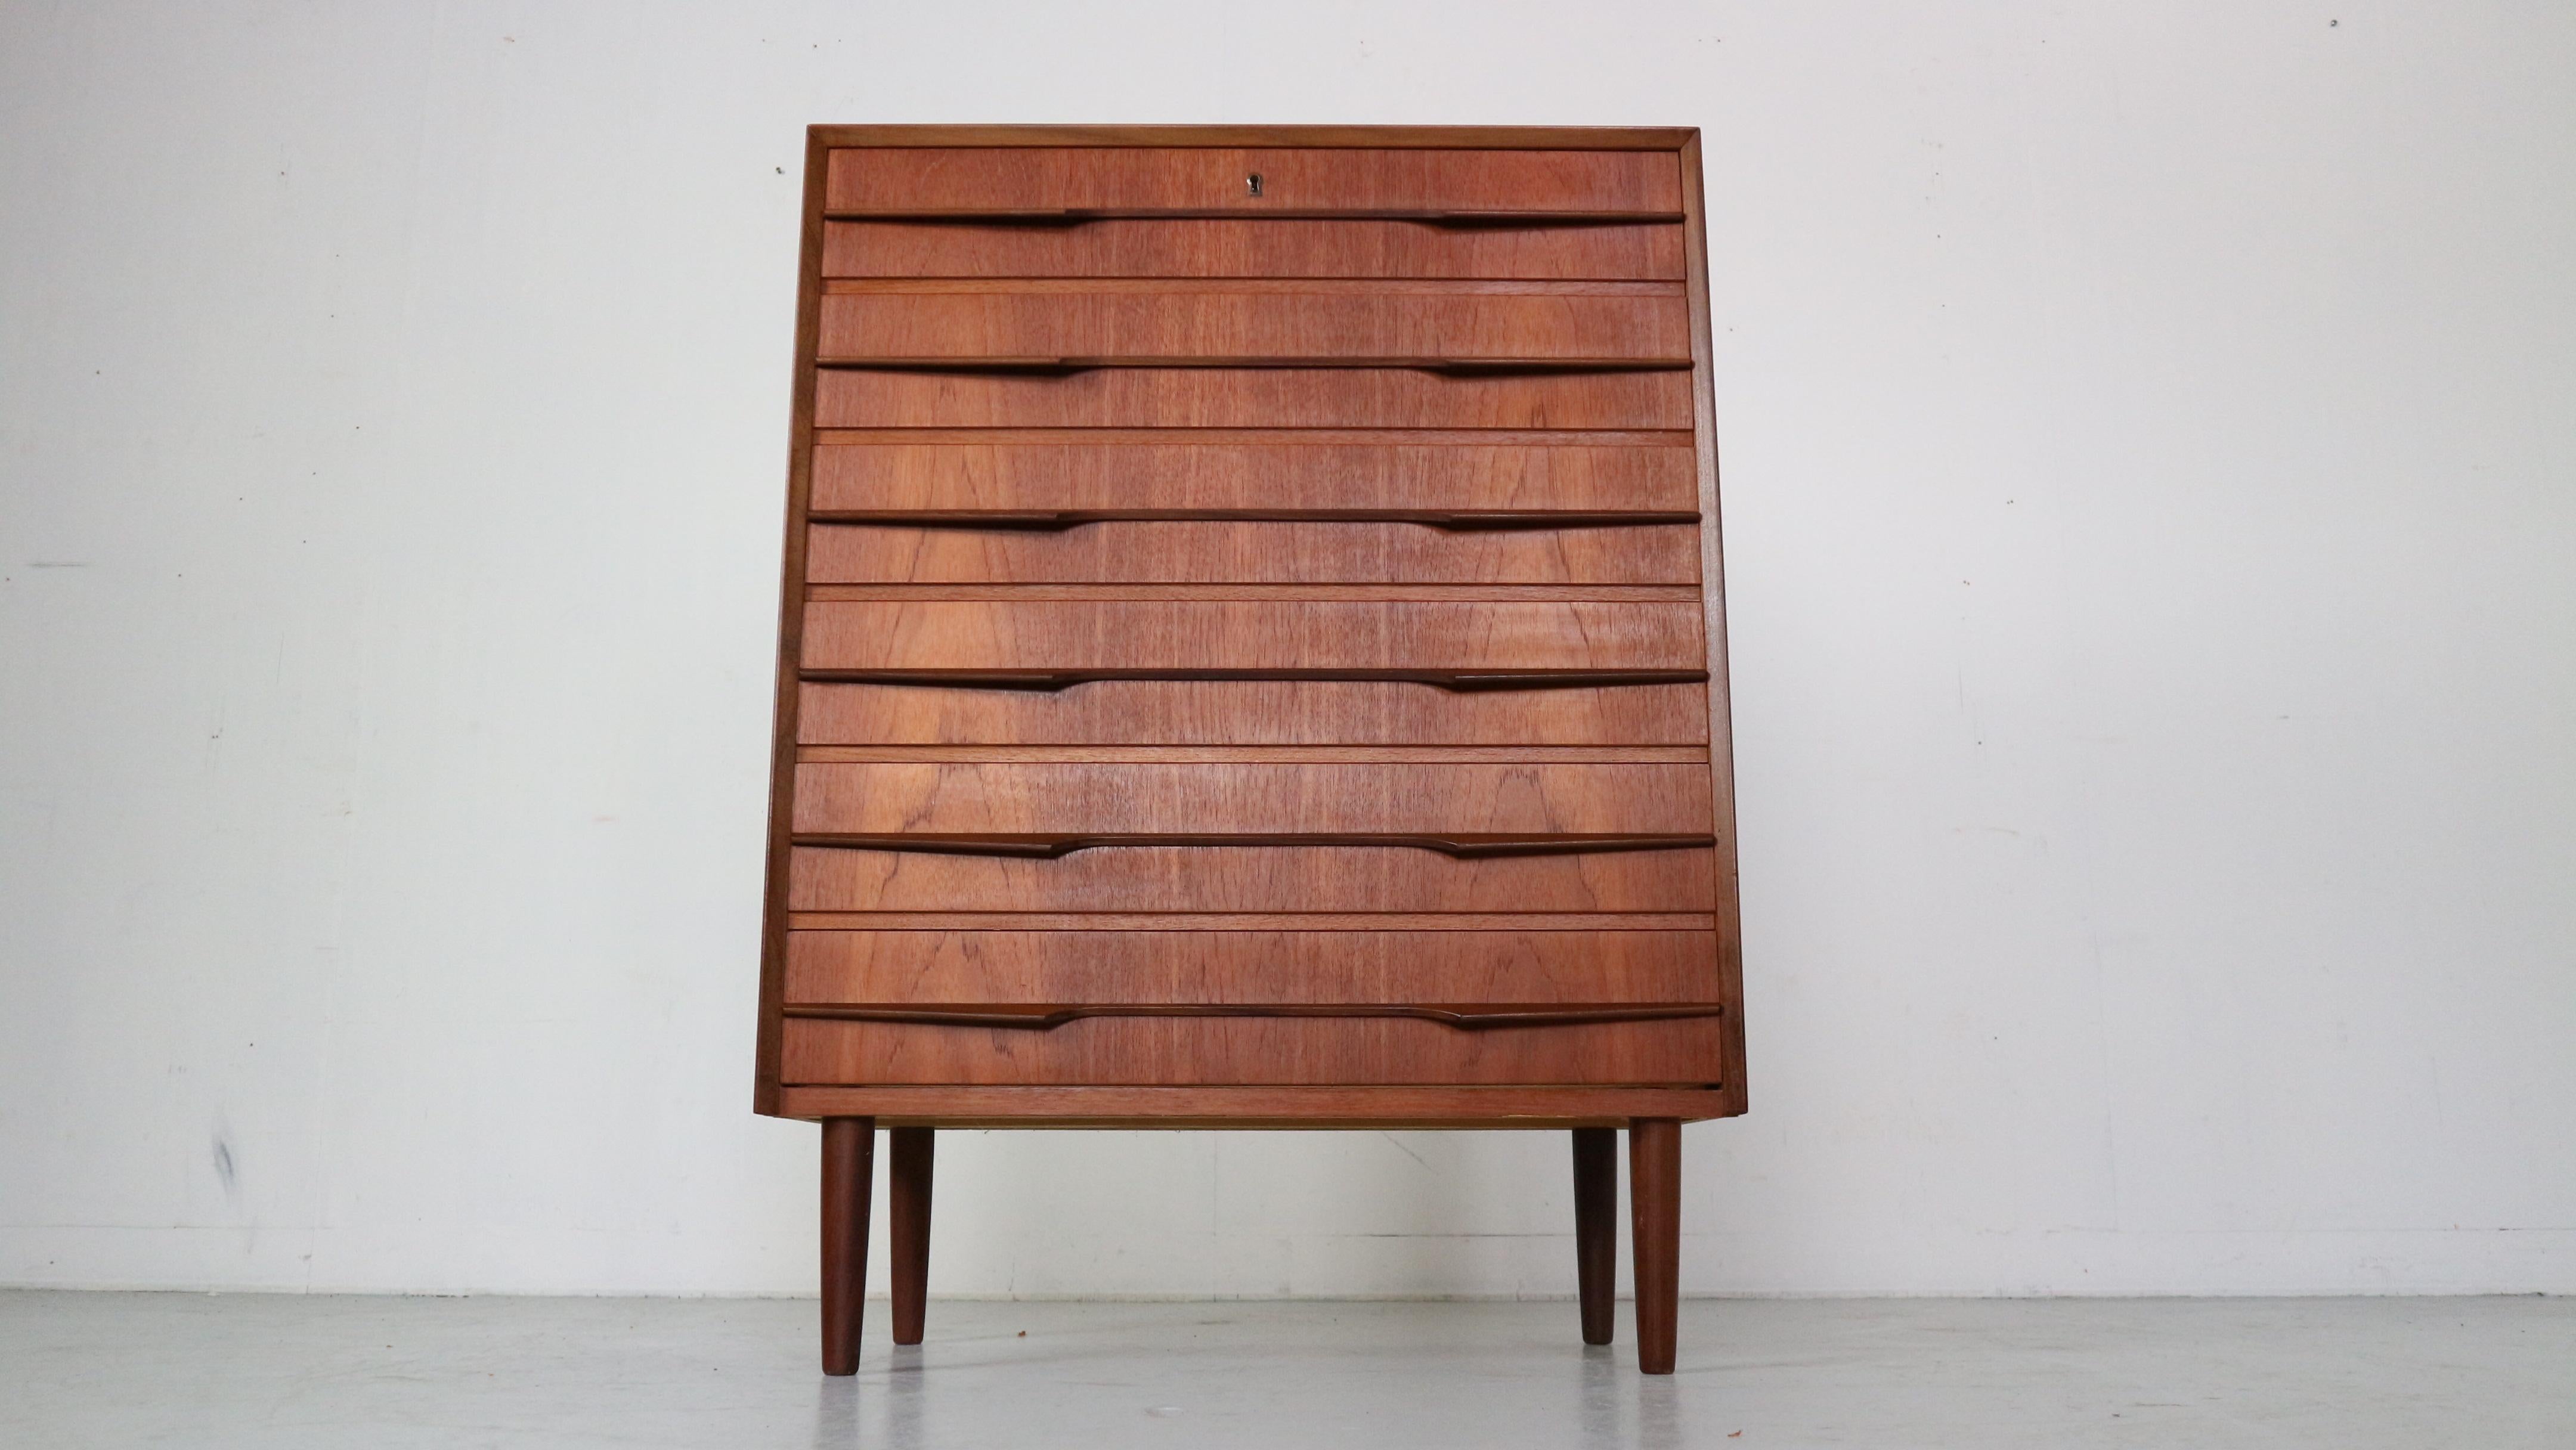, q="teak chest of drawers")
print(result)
[755,125,1743,1377]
